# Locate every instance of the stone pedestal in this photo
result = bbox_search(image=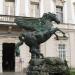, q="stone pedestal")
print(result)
[26,57,70,75]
